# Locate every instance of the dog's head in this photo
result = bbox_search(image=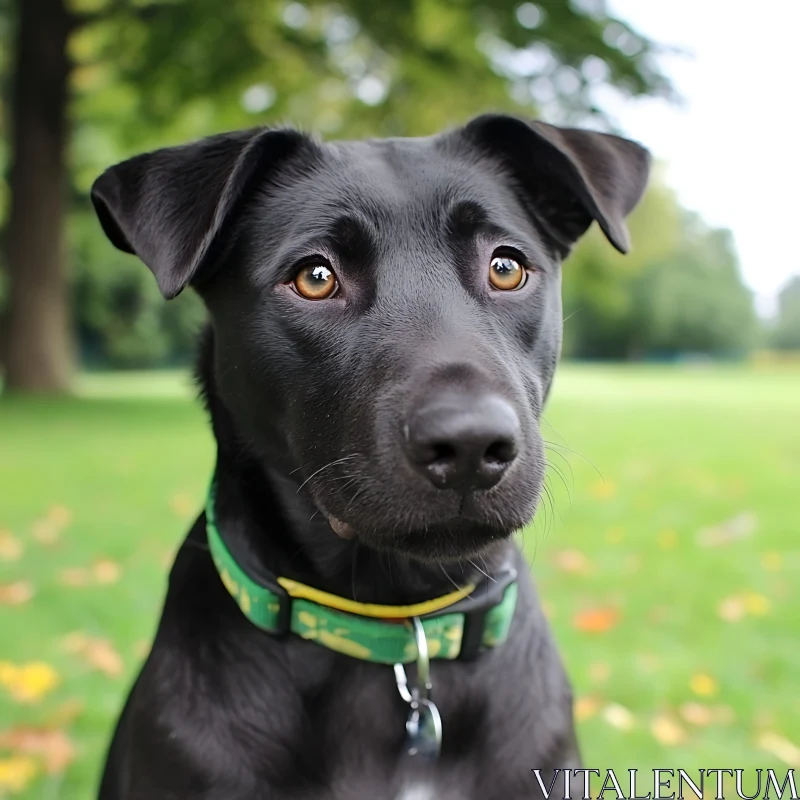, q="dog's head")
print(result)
[92,114,649,562]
